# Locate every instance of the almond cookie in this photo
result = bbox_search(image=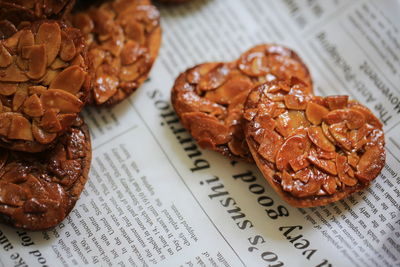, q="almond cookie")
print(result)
[71,0,161,106]
[171,44,312,161]
[0,116,91,230]
[1,0,76,19]
[0,2,36,39]
[244,82,385,207]
[0,20,90,152]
